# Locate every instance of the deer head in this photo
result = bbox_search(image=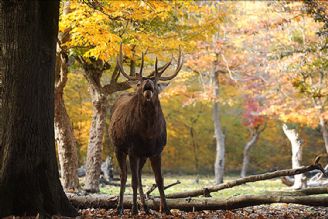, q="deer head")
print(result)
[116,44,183,103]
